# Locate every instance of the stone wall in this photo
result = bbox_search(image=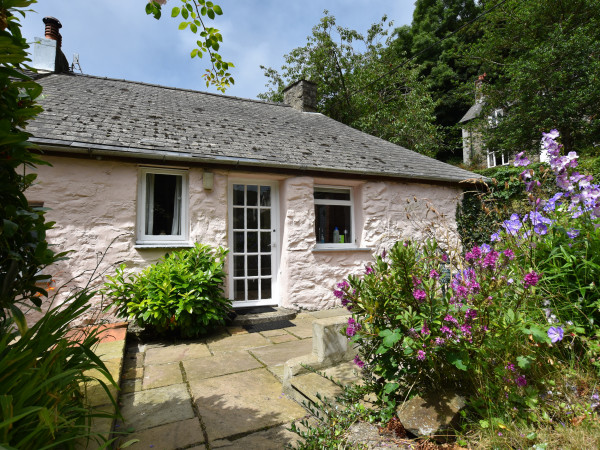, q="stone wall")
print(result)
[27,155,462,321]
